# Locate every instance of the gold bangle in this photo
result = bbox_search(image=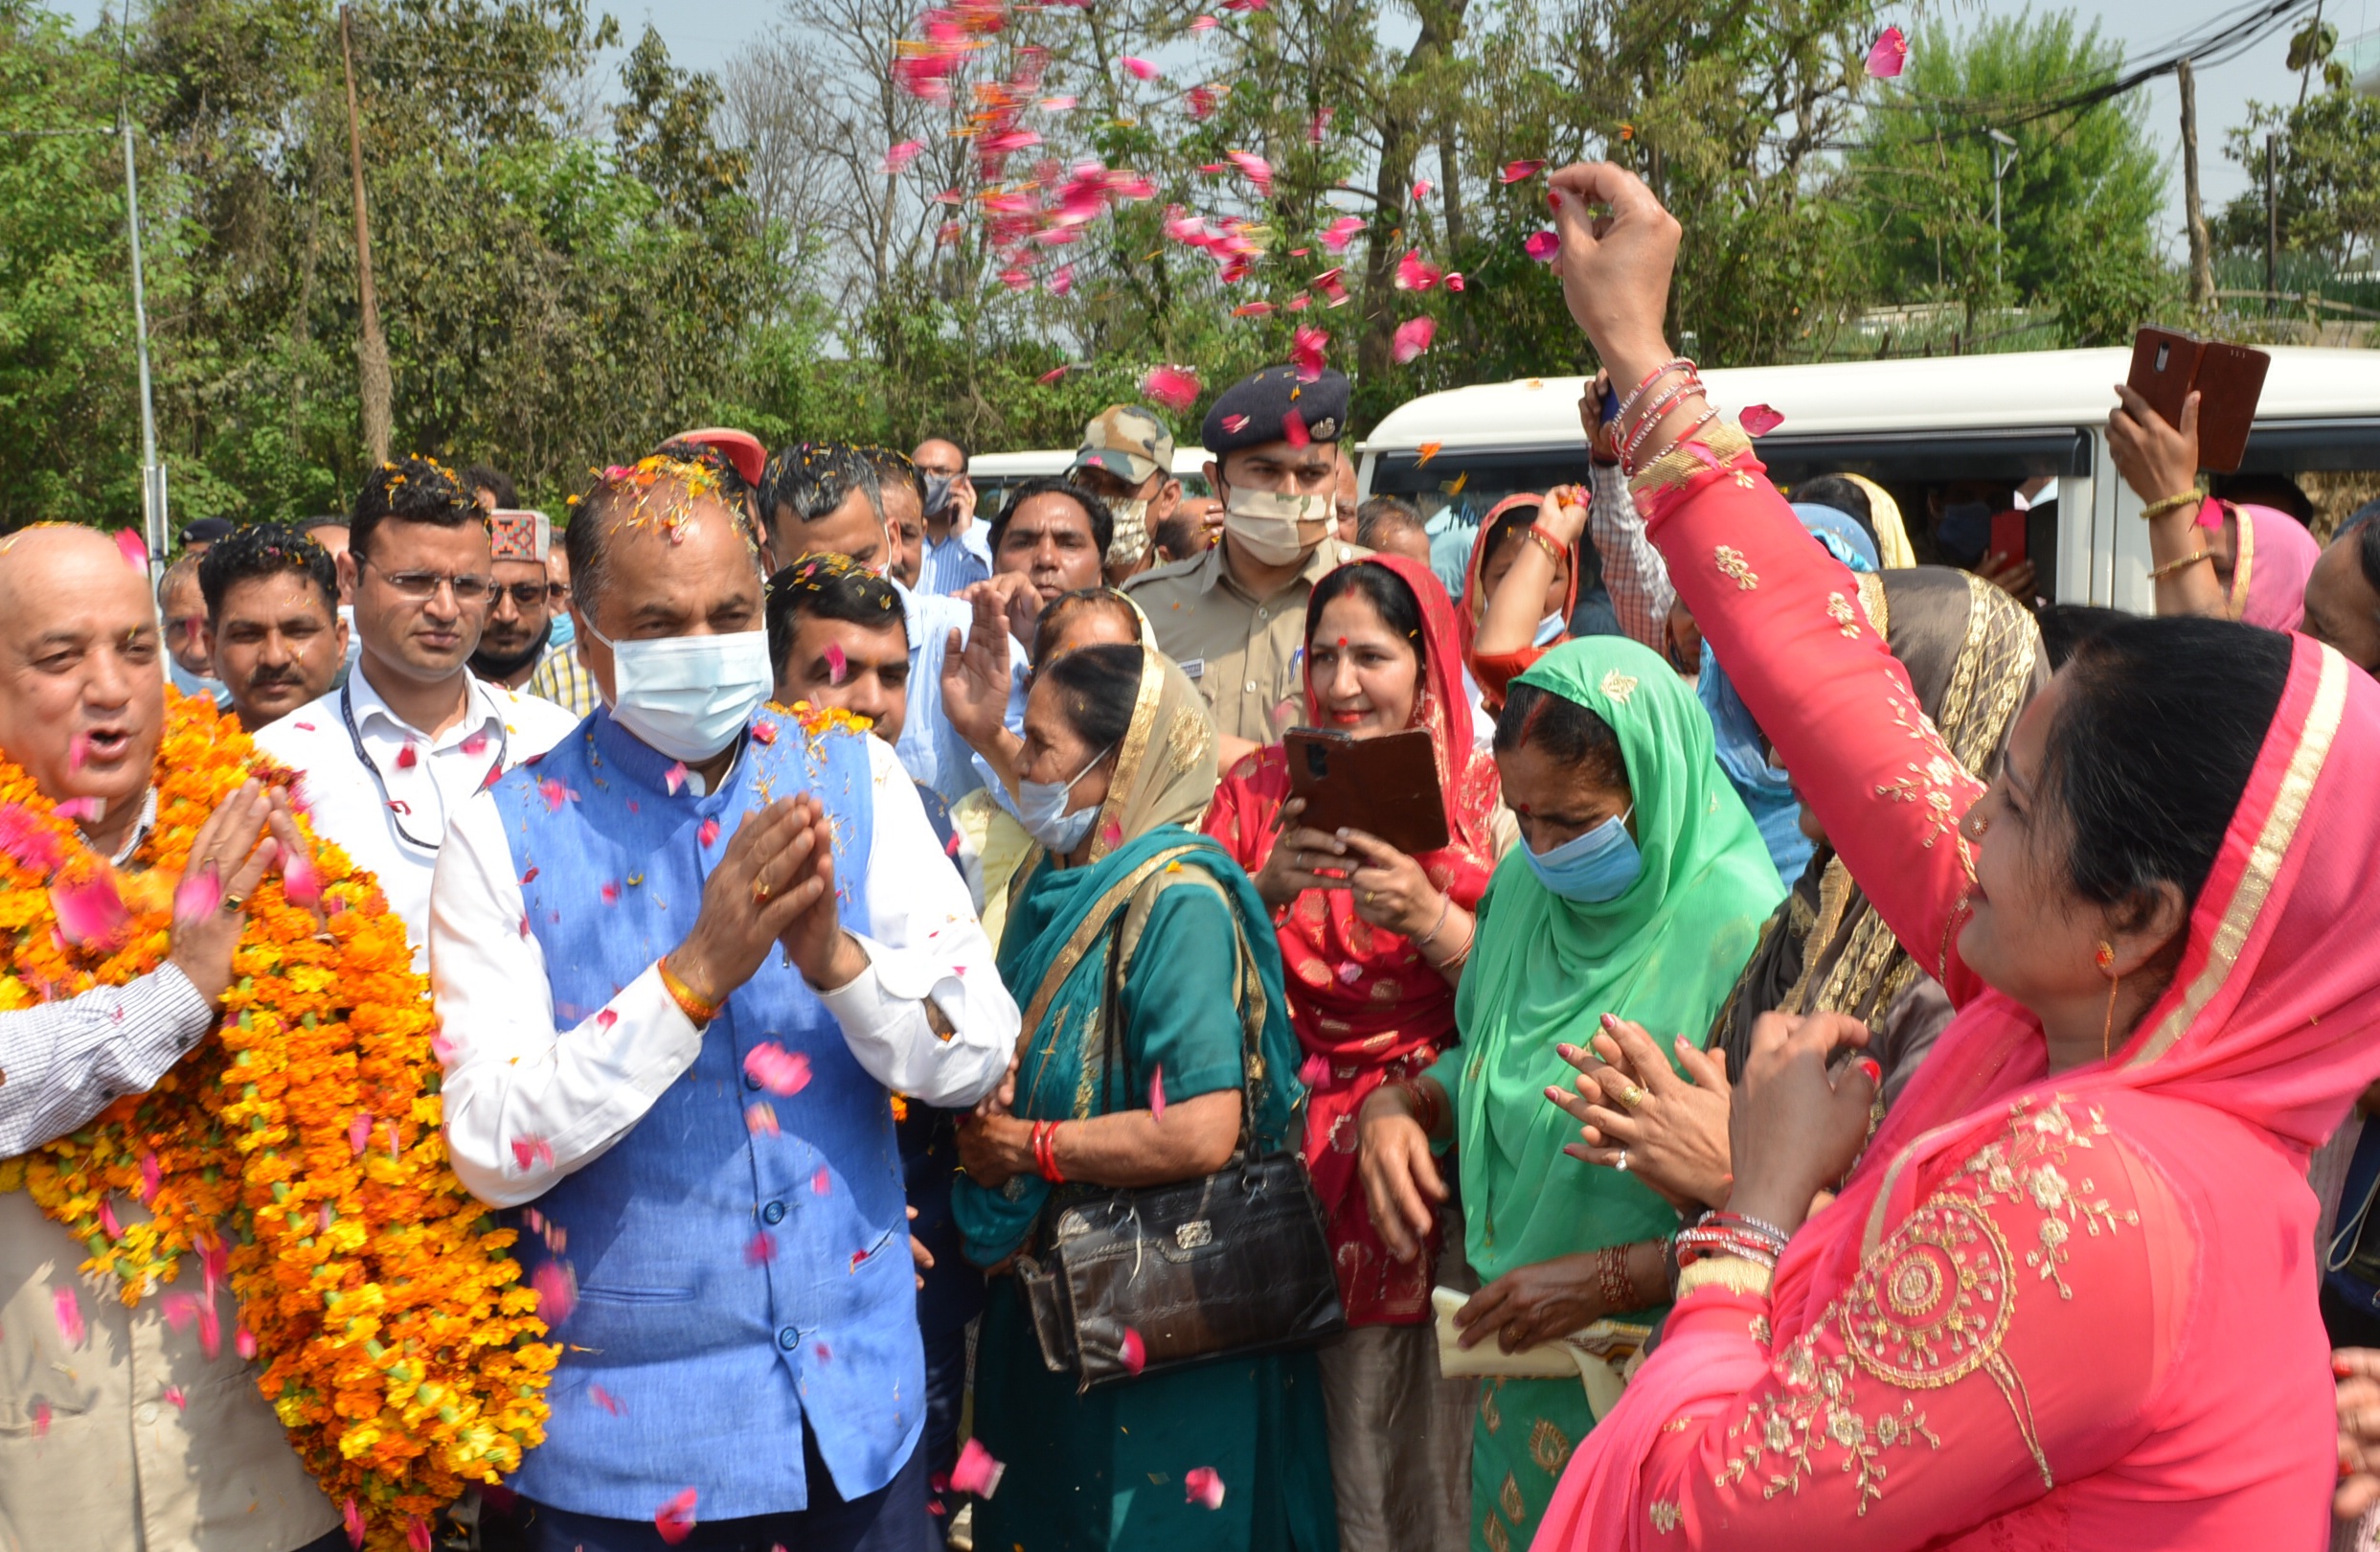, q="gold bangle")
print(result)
[1676,1254,1774,1301]
[659,956,720,1025]
[2138,491,2205,523]
[2148,550,2214,582]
